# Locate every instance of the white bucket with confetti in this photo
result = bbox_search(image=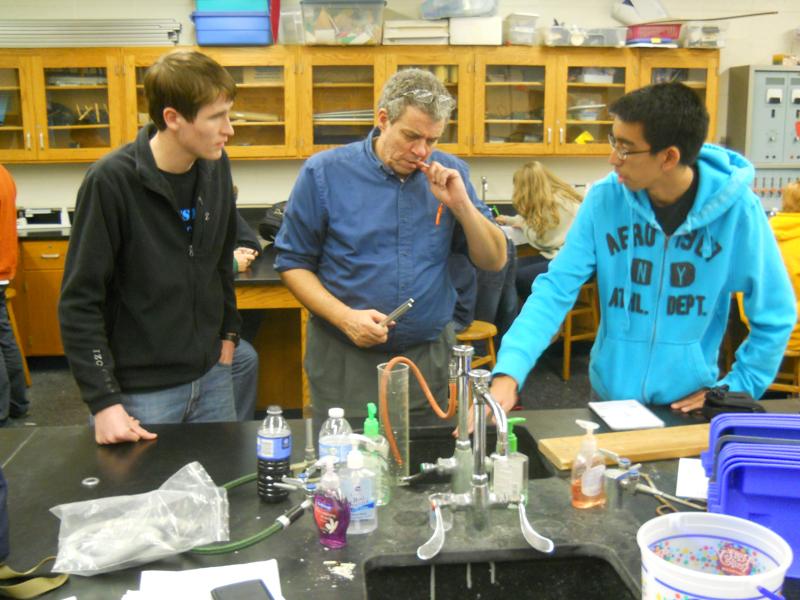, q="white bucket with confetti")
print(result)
[637,512,792,600]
